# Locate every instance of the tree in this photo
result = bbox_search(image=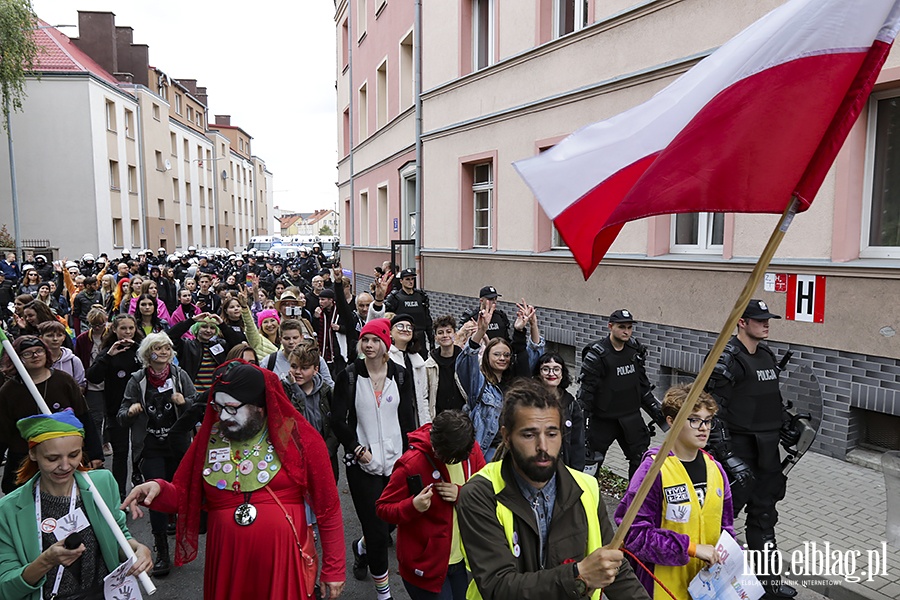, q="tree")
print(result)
[0,0,39,129]
[318,224,333,236]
